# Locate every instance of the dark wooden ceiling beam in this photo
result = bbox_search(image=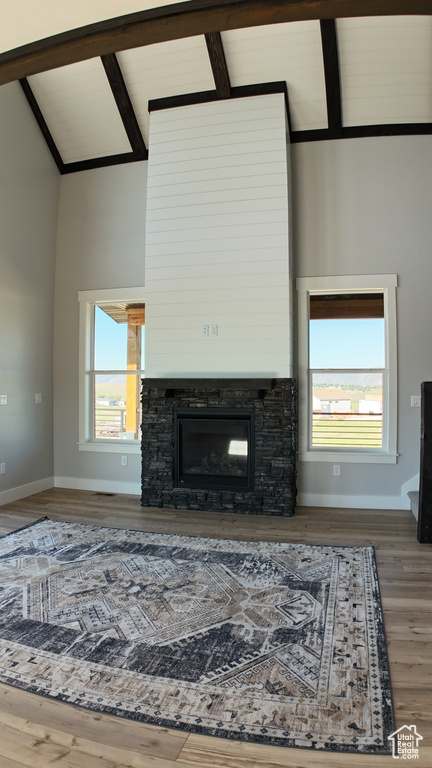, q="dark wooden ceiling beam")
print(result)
[320,19,342,138]
[149,81,288,112]
[19,78,65,172]
[291,123,432,143]
[61,152,141,175]
[205,32,231,98]
[101,53,147,159]
[1,0,431,86]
